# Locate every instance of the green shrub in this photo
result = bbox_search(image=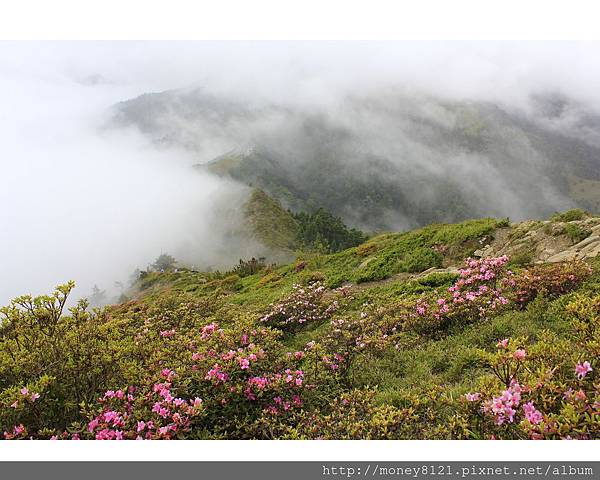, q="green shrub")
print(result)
[509,249,534,267]
[231,257,268,277]
[550,209,588,222]
[2,223,600,440]
[292,208,367,253]
[400,248,442,273]
[512,261,593,308]
[564,223,592,244]
[417,272,459,288]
